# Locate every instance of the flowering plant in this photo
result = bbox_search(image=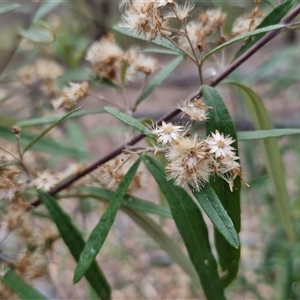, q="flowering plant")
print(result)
[0,0,299,299]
